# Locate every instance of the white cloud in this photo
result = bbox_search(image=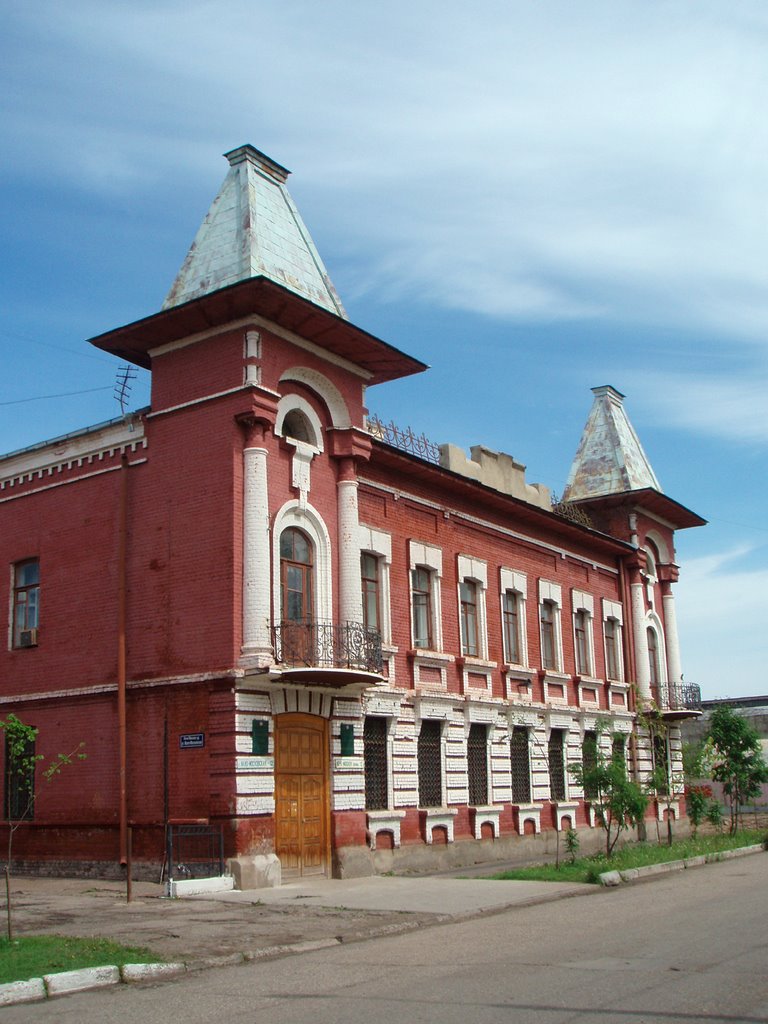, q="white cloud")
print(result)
[635,369,768,446]
[675,545,768,699]
[4,1,768,346]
